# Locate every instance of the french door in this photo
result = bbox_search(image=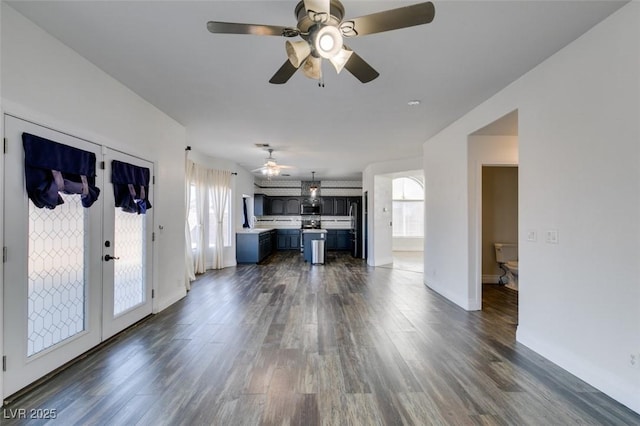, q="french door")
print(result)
[3,115,154,397]
[101,151,154,340]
